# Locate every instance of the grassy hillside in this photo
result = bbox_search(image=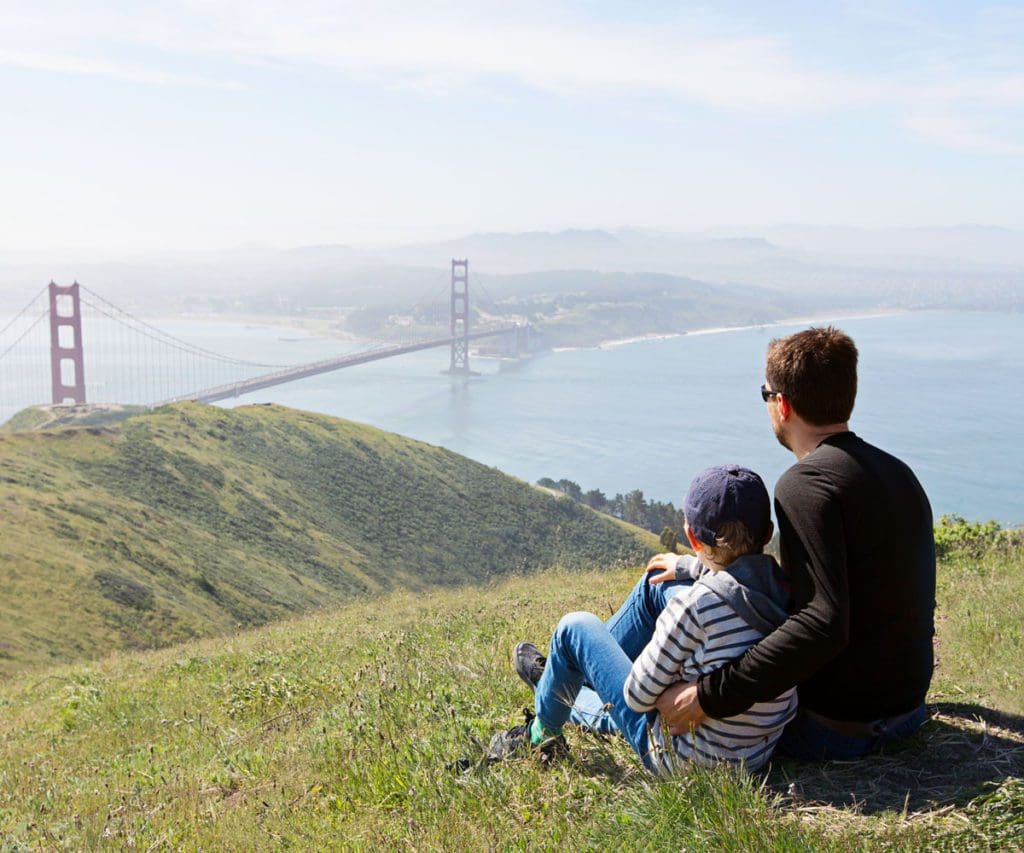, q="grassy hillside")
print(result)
[0,403,148,434]
[0,535,1020,849]
[0,402,653,675]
